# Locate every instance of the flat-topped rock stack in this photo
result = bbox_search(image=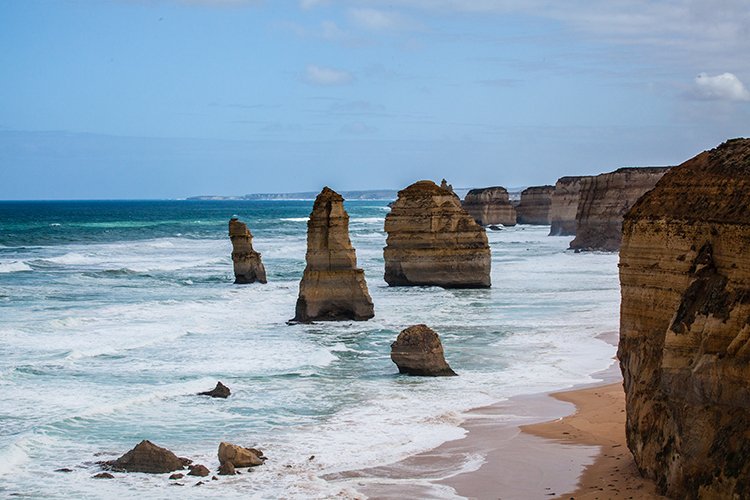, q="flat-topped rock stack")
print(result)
[462,186,517,226]
[548,176,591,236]
[292,187,374,322]
[618,138,750,498]
[384,180,491,288]
[229,218,267,284]
[516,185,554,225]
[569,166,670,251]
